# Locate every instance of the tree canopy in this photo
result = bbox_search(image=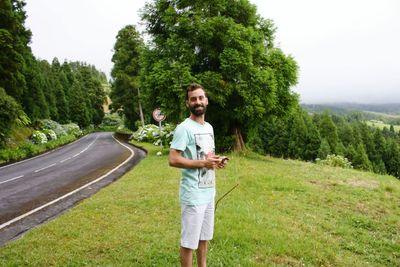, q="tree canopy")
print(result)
[139,0,299,150]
